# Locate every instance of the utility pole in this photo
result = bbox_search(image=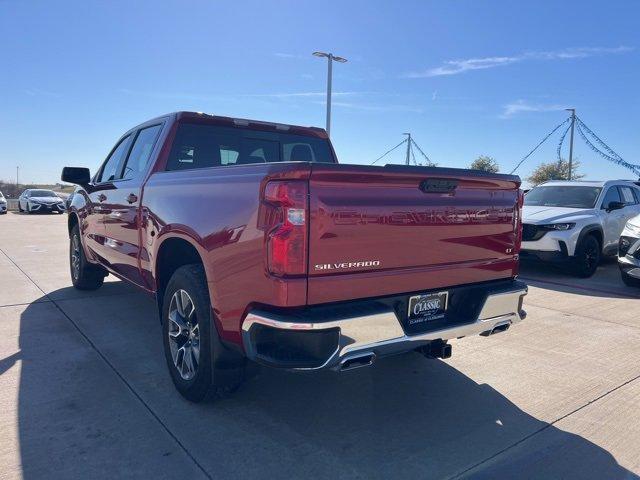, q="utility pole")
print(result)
[566,108,576,180]
[16,166,19,189]
[403,133,412,165]
[312,51,347,137]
